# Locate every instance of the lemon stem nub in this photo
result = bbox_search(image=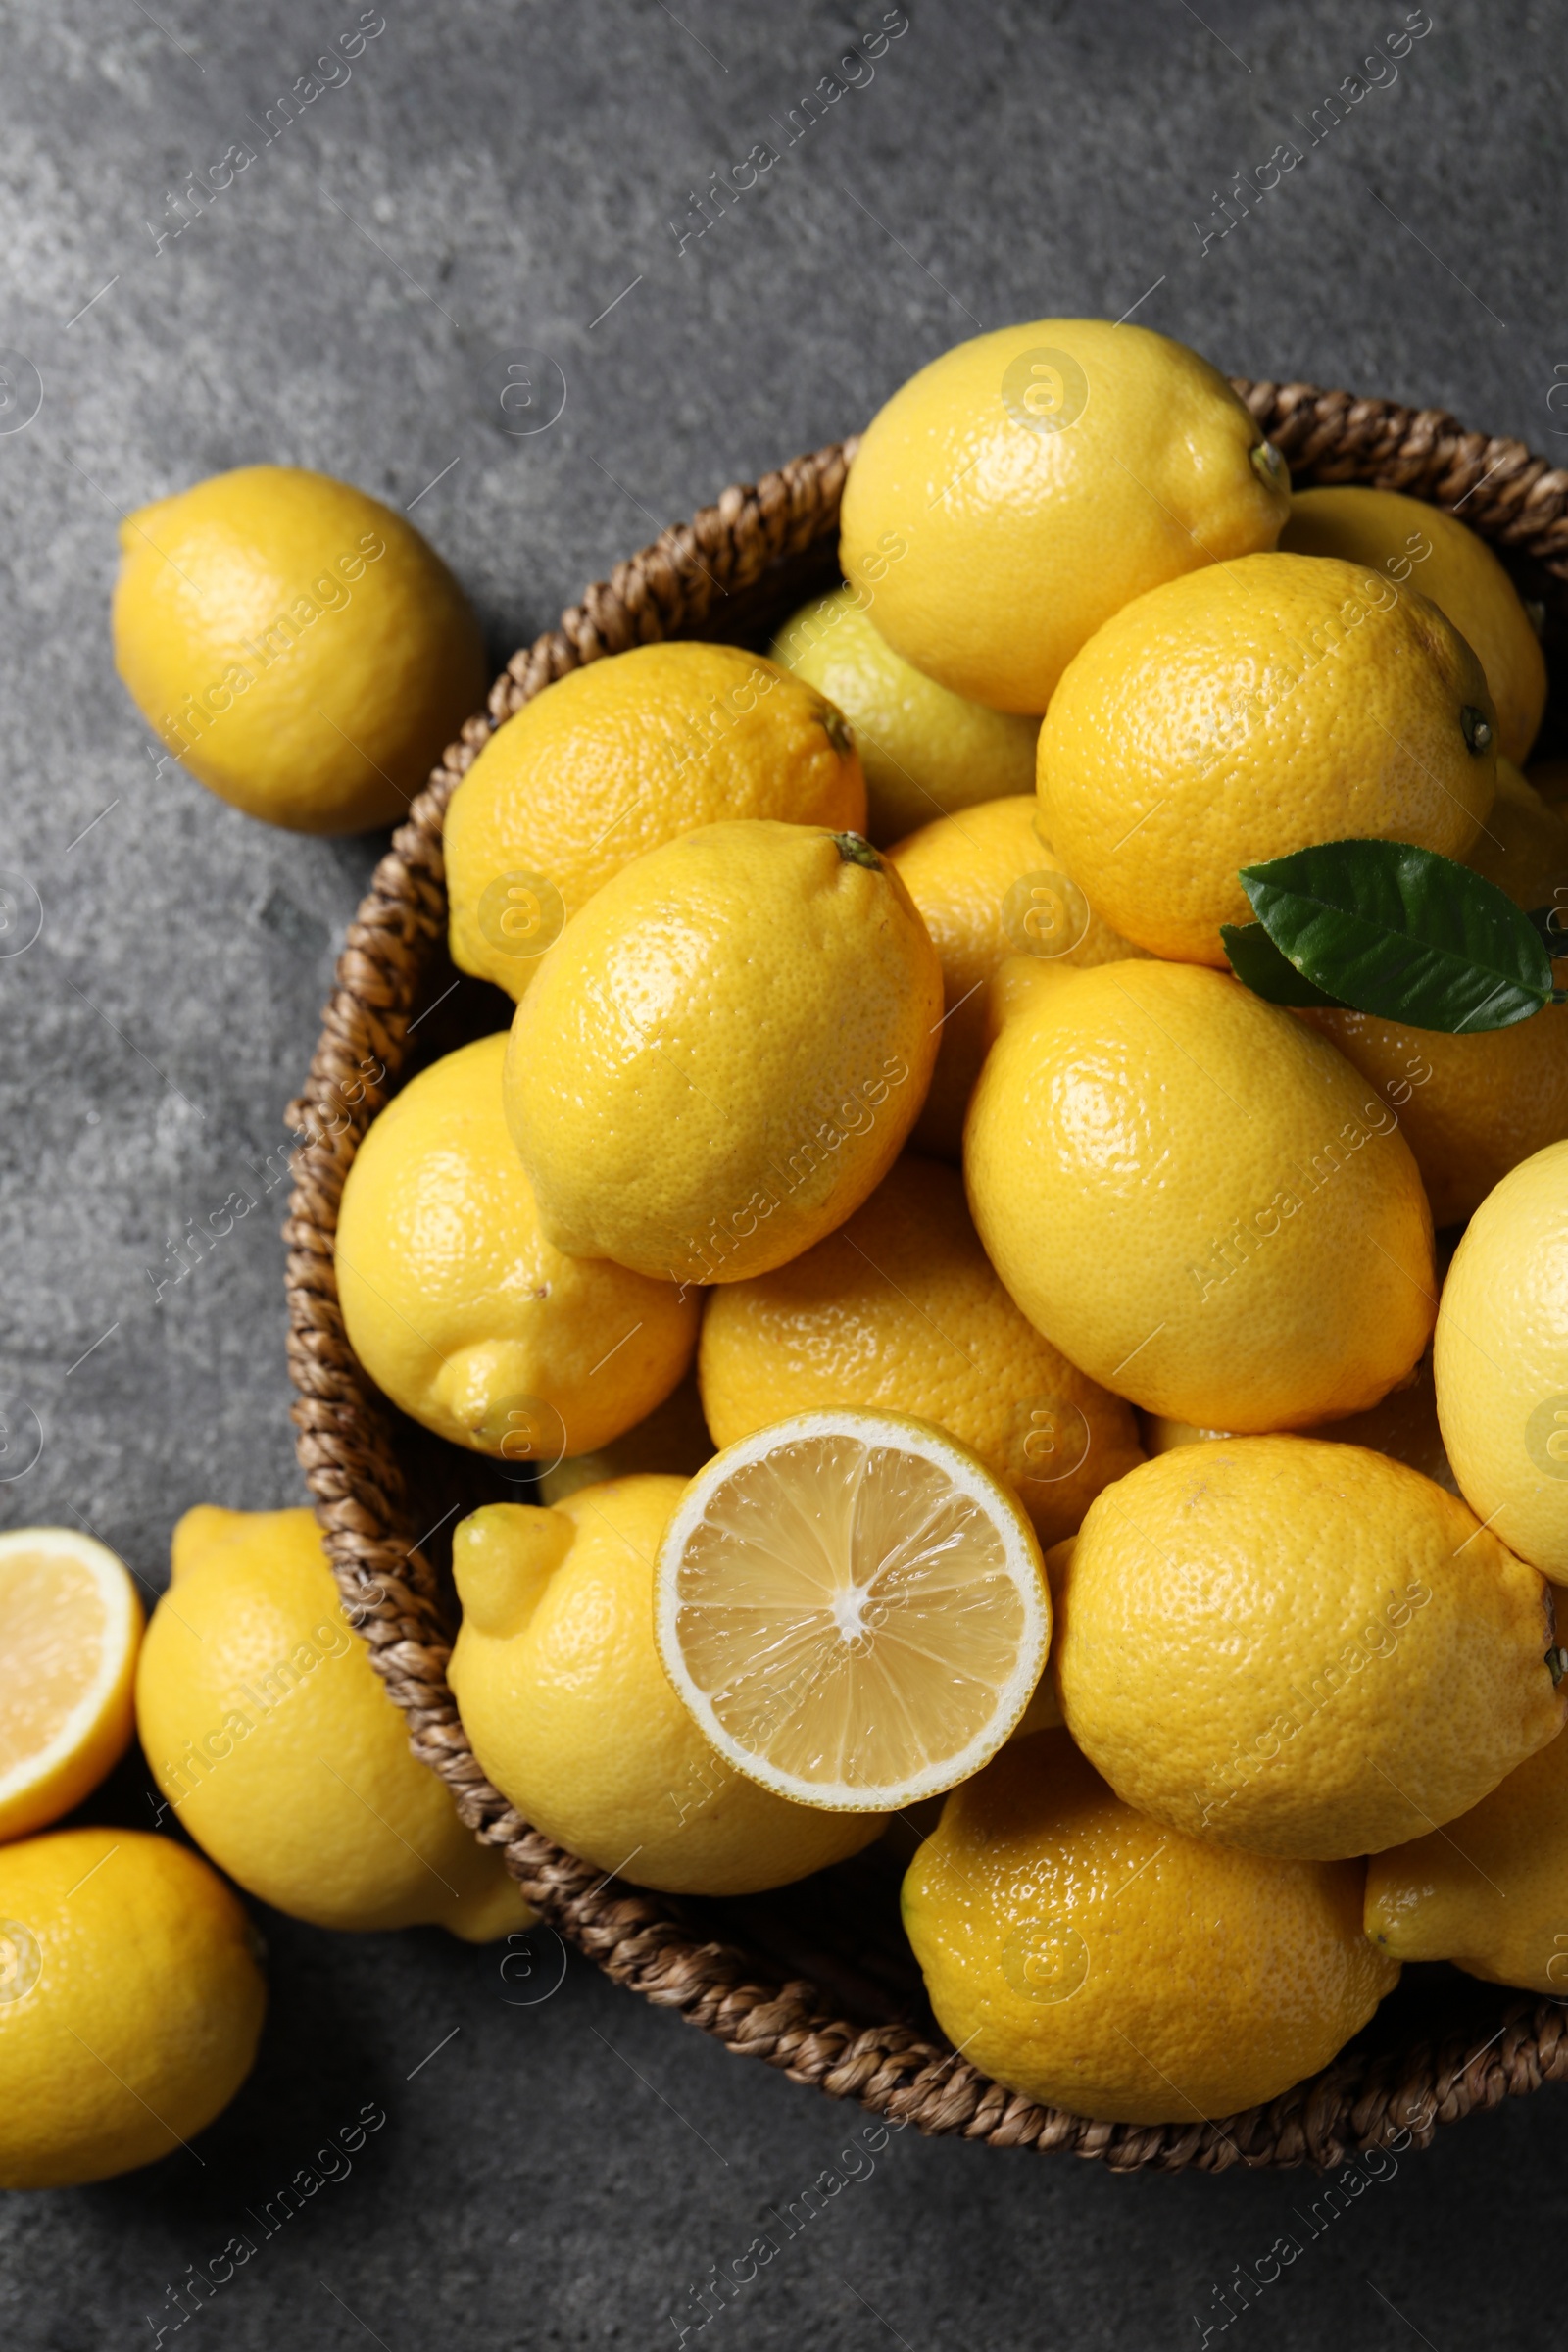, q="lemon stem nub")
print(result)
[834,832,881,869]
[1462,706,1494,754]
[1546,1644,1567,1686]
[1250,441,1288,492]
